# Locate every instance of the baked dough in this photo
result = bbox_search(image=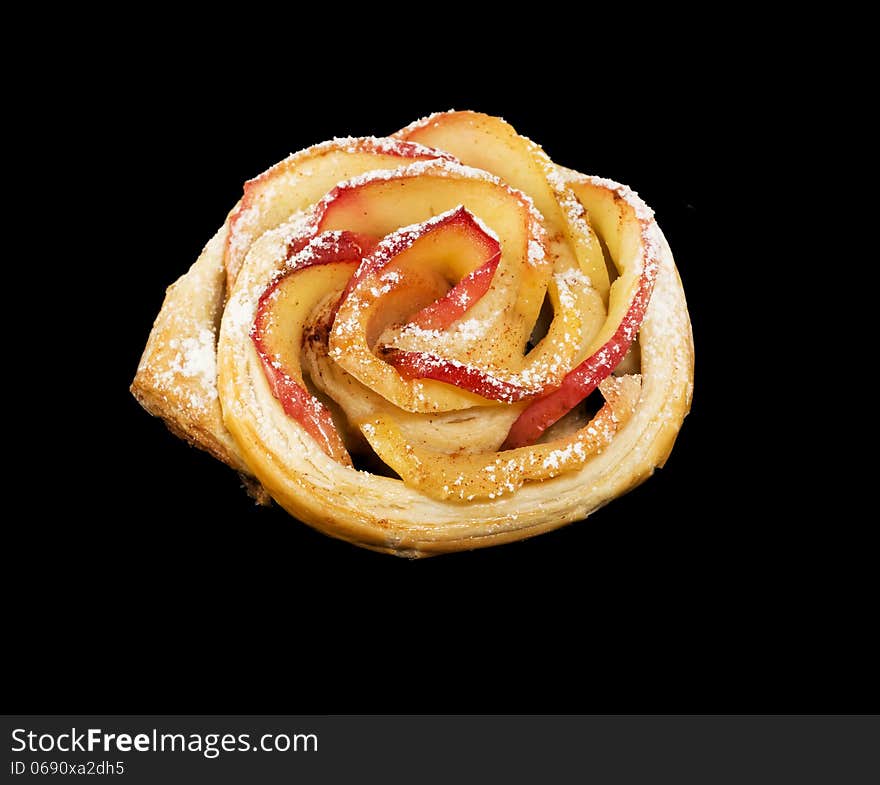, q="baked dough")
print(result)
[132,111,694,556]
